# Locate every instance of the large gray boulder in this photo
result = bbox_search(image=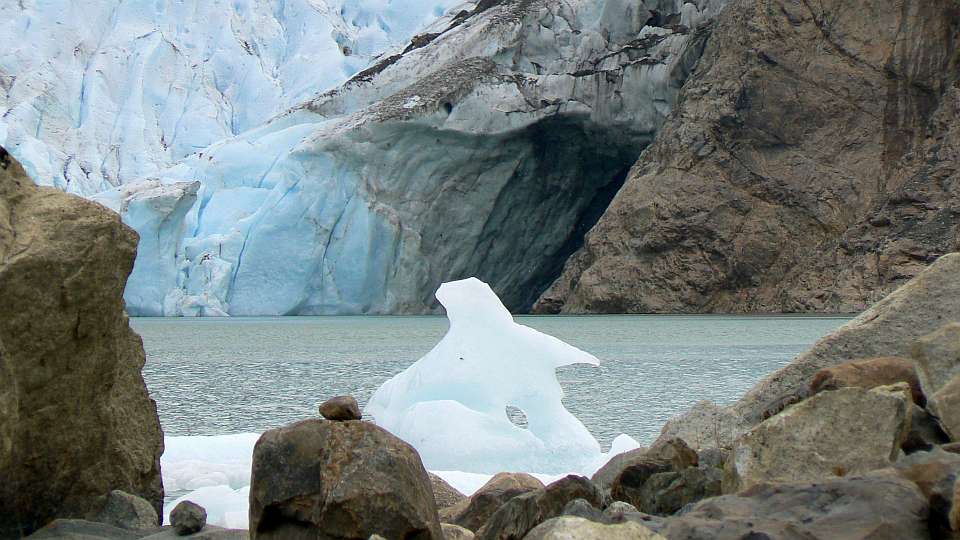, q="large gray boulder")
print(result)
[0,148,164,538]
[659,253,960,449]
[525,516,665,540]
[655,473,930,539]
[248,419,442,540]
[725,387,910,492]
